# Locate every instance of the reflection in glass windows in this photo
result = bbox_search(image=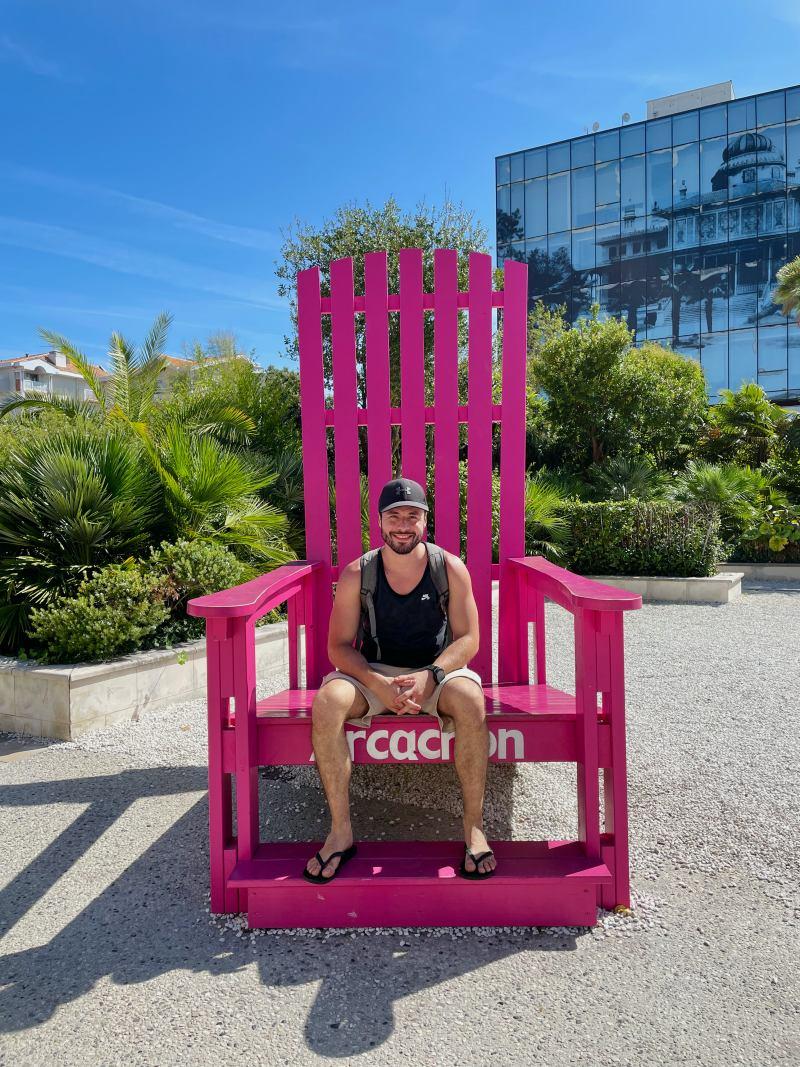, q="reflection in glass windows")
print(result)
[620,123,646,156]
[729,328,757,389]
[701,333,728,397]
[647,150,672,212]
[757,324,788,396]
[673,110,699,145]
[548,142,570,173]
[548,172,570,232]
[525,177,547,237]
[496,84,800,400]
[571,167,594,228]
